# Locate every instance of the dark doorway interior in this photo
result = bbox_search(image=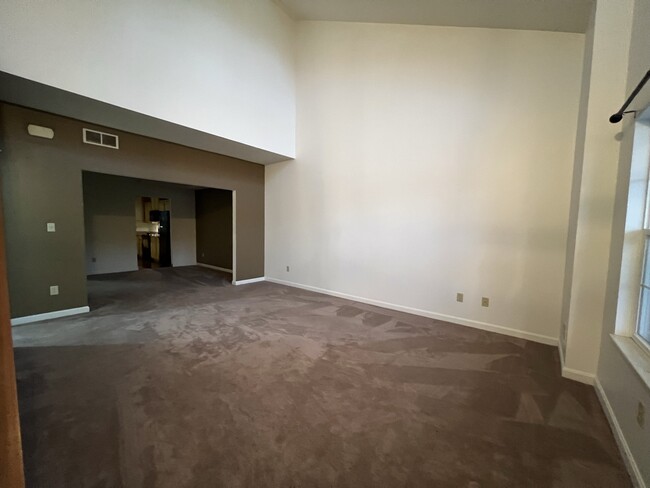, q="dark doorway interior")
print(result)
[195,189,233,273]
